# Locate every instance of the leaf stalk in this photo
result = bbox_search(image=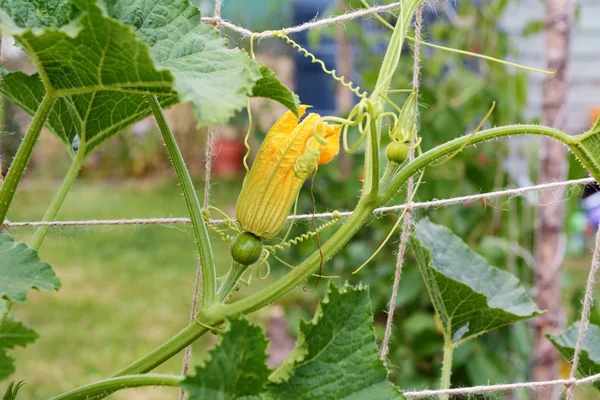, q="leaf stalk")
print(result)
[146,95,217,308]
[0,94,56,223]
[30,148,85,251]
